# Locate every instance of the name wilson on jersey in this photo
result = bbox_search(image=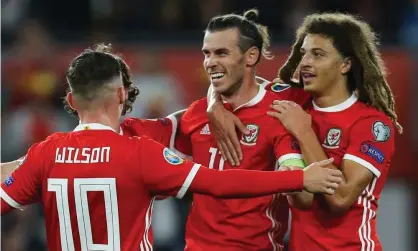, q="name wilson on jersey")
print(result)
[55,147,111,163]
